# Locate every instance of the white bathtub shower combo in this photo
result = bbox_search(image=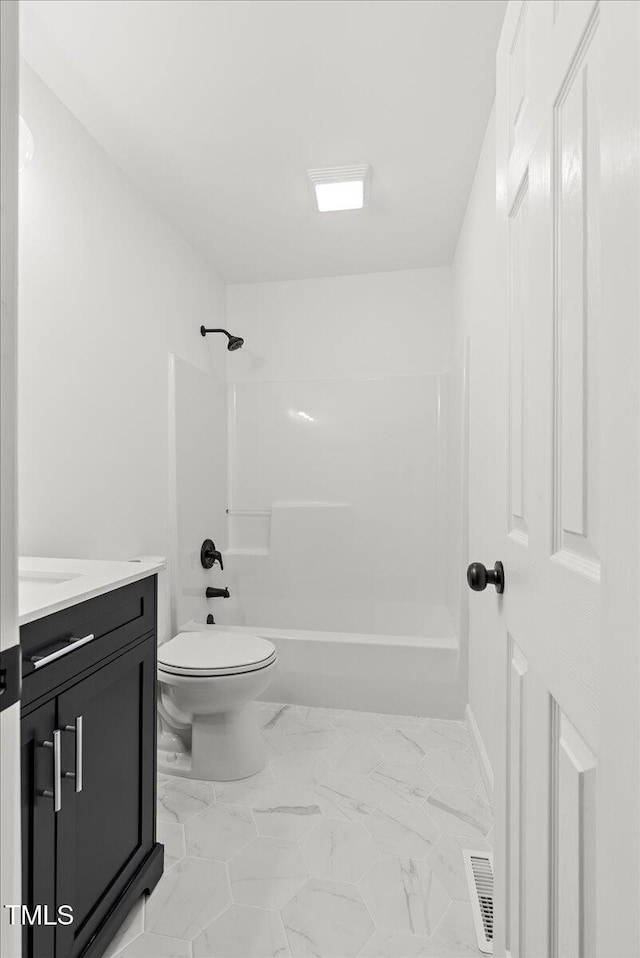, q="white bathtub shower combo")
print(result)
[161,287,468,782]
